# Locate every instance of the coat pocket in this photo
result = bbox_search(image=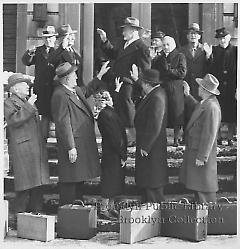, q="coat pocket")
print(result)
[16,136,31,144]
